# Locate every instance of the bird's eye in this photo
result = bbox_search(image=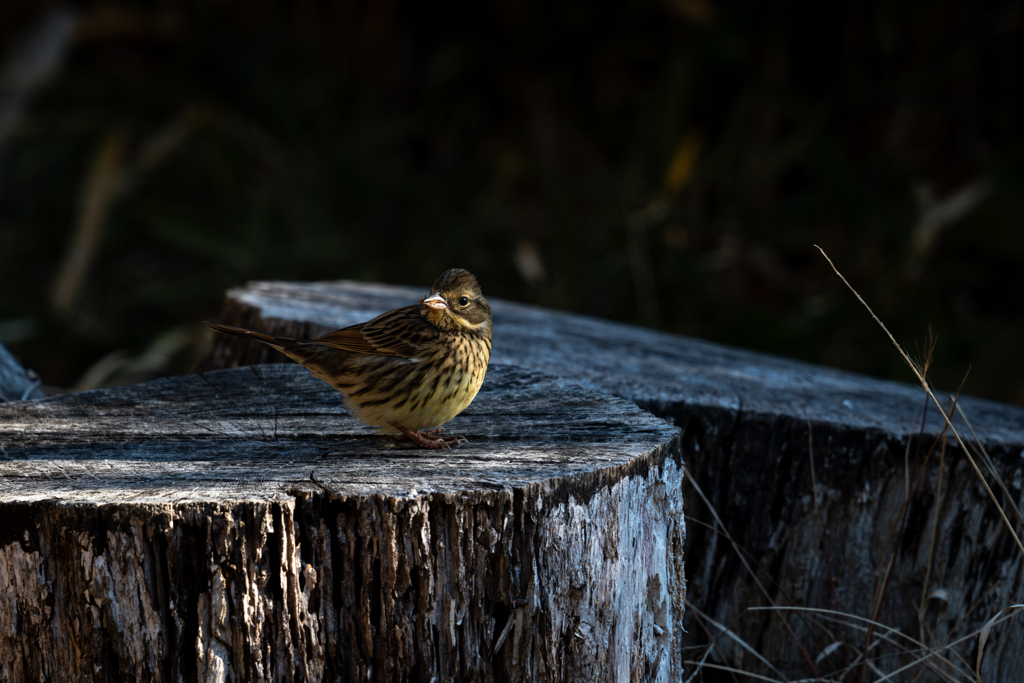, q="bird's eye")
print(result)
[458,296,469,307]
